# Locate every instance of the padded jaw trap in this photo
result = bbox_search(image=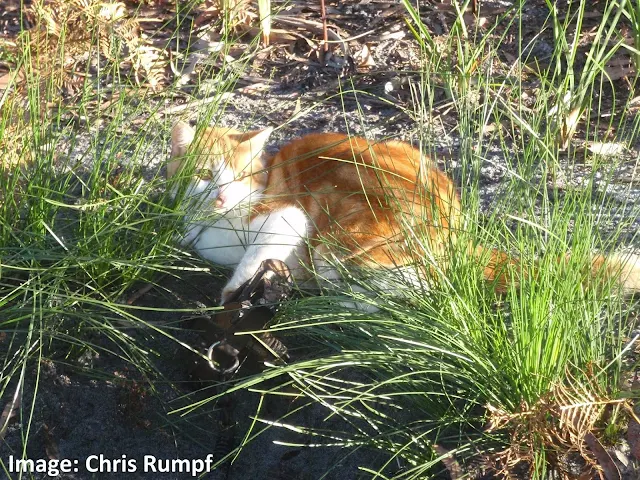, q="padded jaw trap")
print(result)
[189,259,293,379]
